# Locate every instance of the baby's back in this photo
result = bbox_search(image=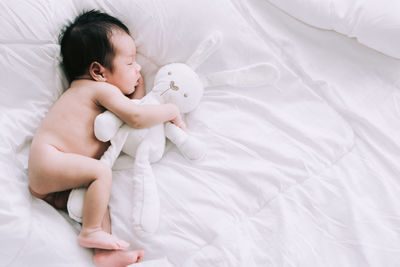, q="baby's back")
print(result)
[33,80,109,159]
